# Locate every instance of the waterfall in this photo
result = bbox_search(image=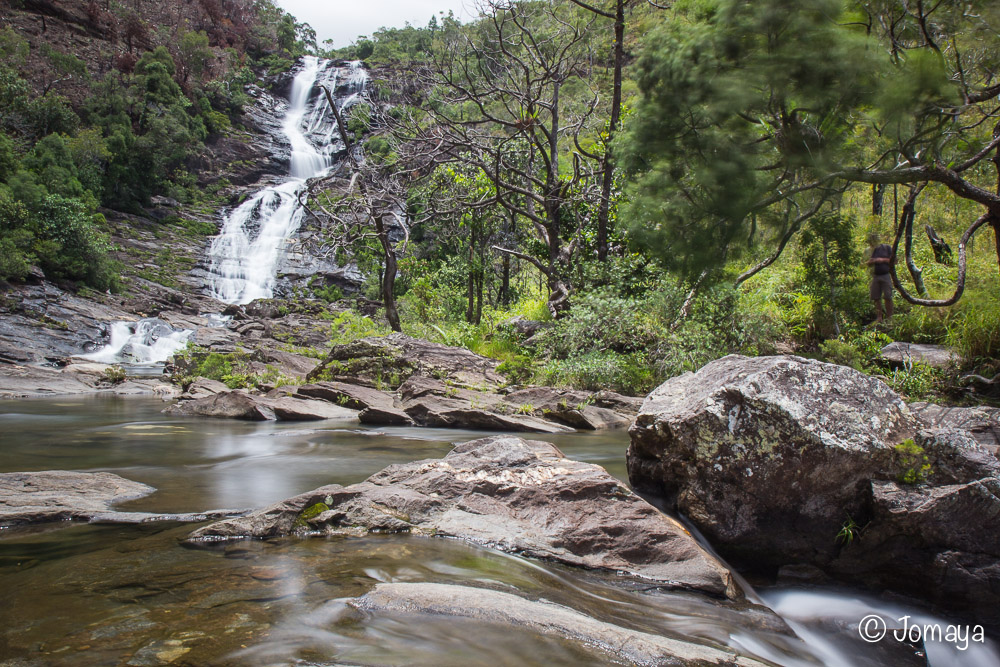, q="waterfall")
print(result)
[207,57,368,305]
[81,319,193,367]
[80,57,367,368]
